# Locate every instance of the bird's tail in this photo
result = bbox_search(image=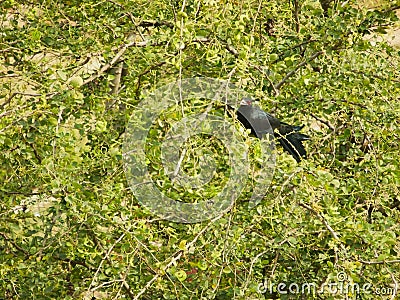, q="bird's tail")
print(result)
[278,130,310,163]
